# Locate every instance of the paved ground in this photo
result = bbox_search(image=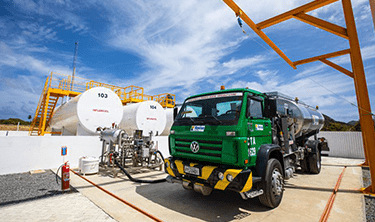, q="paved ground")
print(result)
[0,192,115,222]
[0,157,366,222]
[68,157,366,222]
